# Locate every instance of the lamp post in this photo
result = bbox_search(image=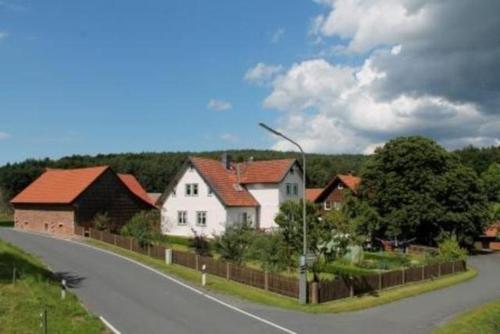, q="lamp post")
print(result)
[259,122,308,304]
